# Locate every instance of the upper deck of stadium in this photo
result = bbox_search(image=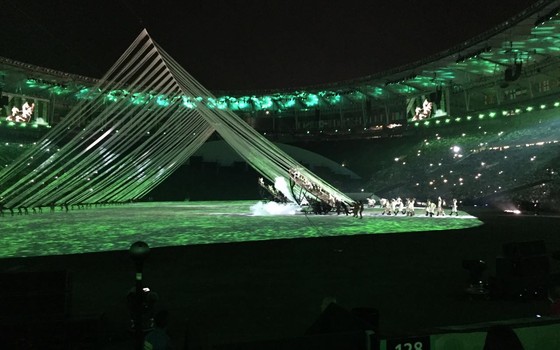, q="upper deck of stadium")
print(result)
[1,0,560,141]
